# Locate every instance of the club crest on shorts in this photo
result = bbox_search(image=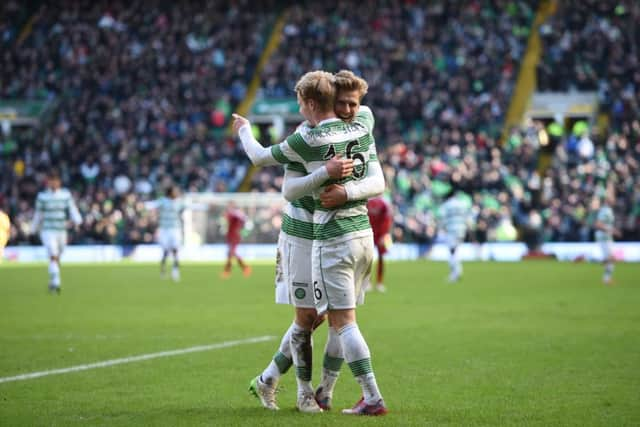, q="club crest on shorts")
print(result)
[294,288,306,299]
